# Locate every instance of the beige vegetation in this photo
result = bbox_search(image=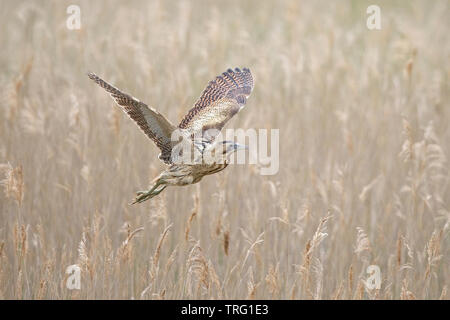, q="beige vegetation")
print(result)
[0,0,449,299]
